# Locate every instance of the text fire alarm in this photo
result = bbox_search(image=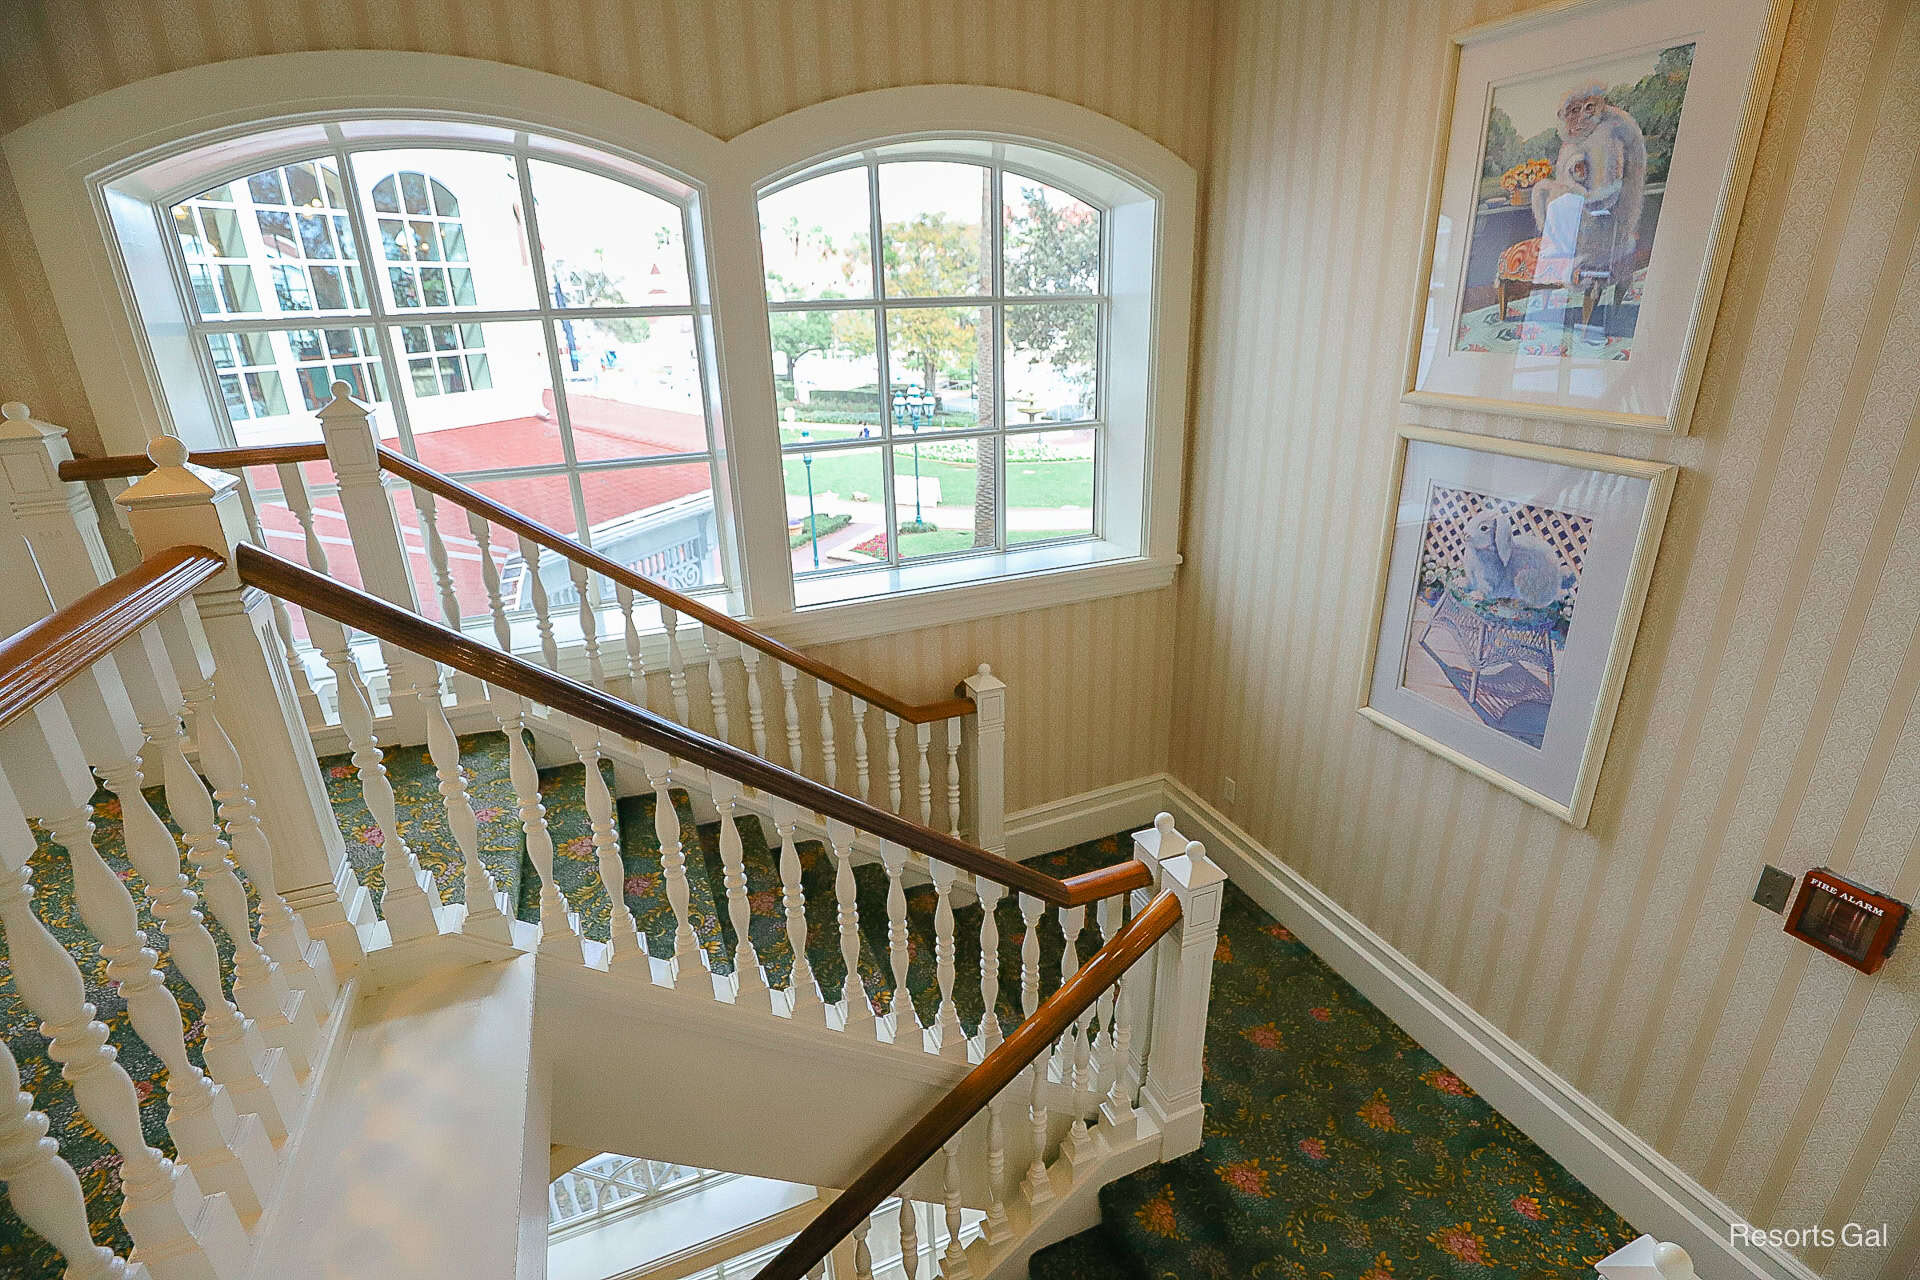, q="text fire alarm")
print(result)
[1783,868,1909,975]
